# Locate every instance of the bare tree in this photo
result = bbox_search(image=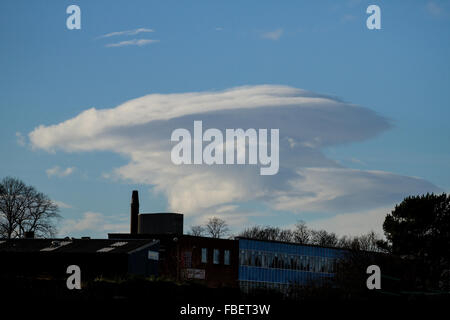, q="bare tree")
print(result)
[205,217,230,238]
[188,225,205,236]
[239,225,264,239]
[356,231,384,252]
[337,235,353,249]
[292,220,310,244]
[310,229,339,247]
[260,226,281,241]
[237,220,385,252]
[278,229,293,242]
[0,177,60,239]
[238,225,293,242]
